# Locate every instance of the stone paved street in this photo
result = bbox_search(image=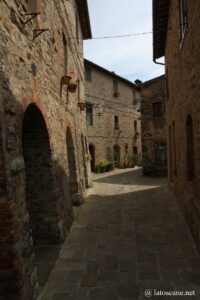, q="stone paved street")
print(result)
[39,168,200,300]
